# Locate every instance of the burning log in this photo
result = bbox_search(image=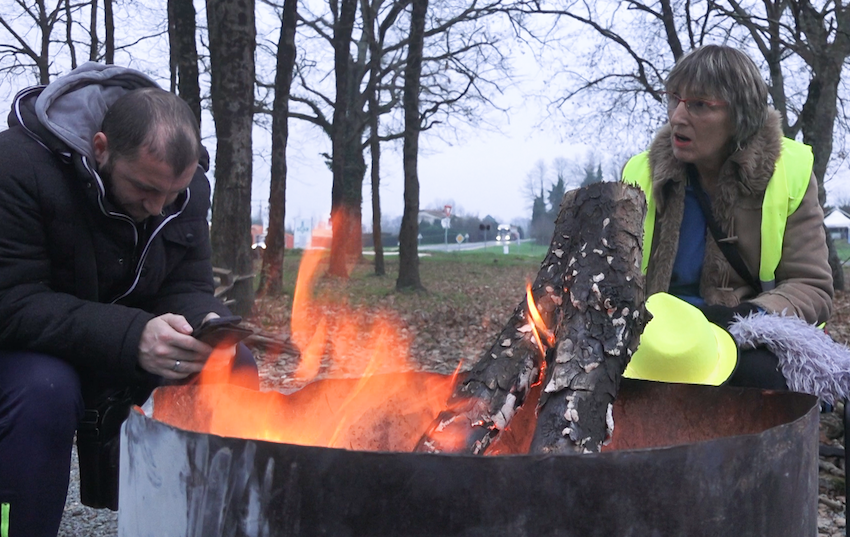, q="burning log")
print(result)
[530,183,646,454]
[415,181,647,454]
